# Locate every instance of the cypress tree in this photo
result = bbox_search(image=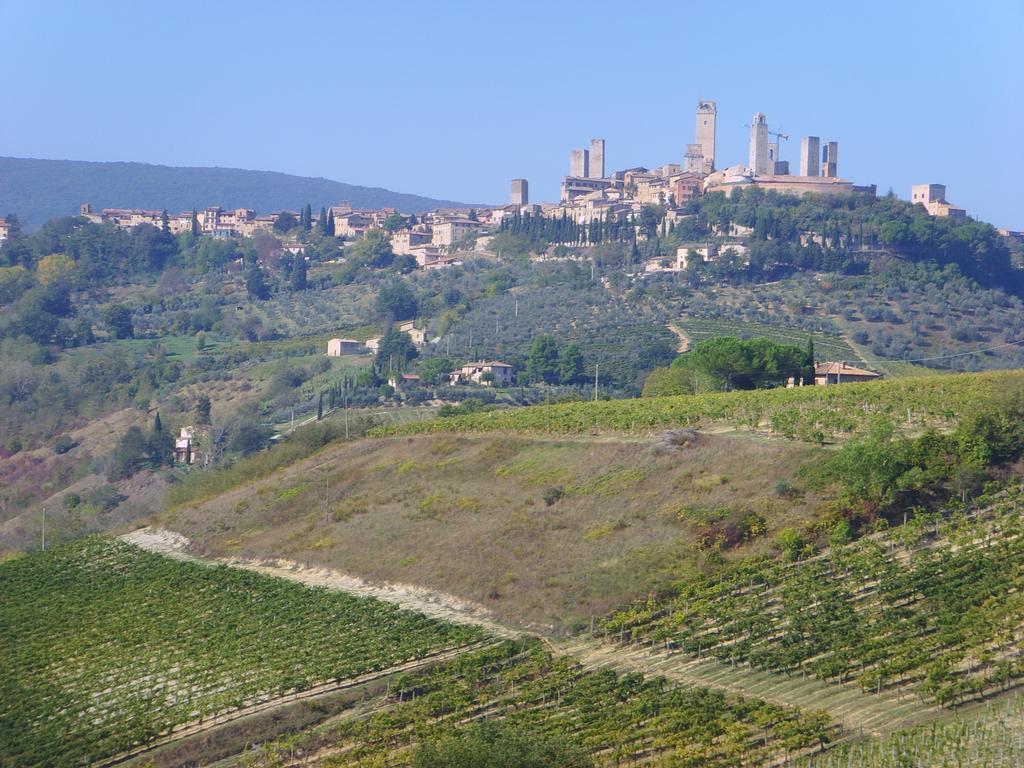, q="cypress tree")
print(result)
[317,392,324,420]
[190,208,199,237]
[301,203,312,231]
[319,206,328,234]
[154,412,163,433]
[326,210,335,237]
[161,210,170,234]
[802,337,815,386]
